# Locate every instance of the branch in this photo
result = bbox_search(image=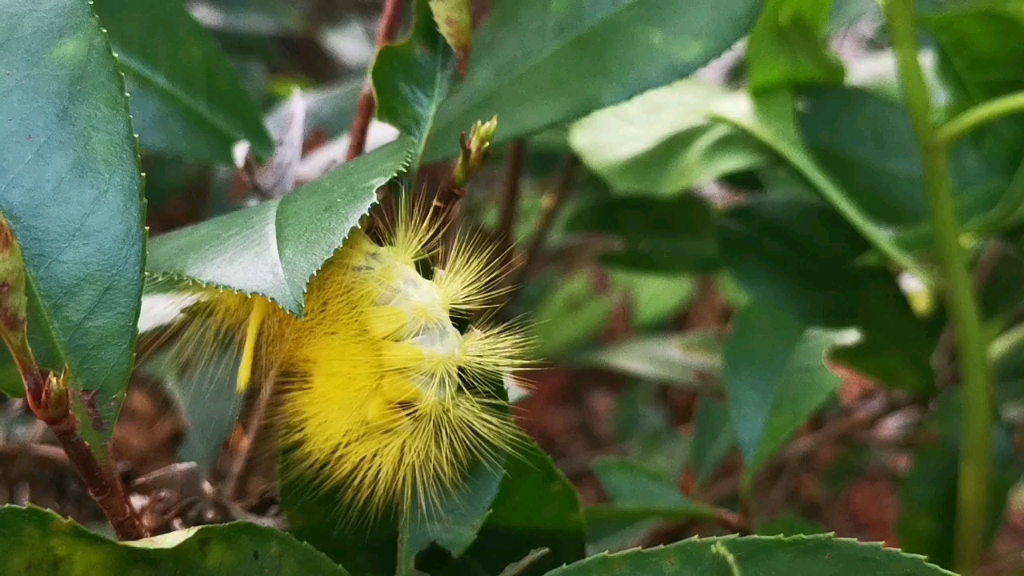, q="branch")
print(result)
[497,140,526,278]
[345,0,404,161]
[511,155,578,290]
